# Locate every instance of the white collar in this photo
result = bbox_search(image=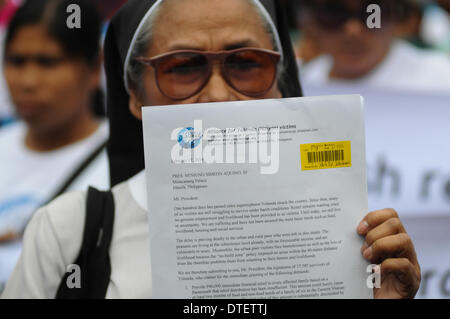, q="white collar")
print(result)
[127,170,148,211]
